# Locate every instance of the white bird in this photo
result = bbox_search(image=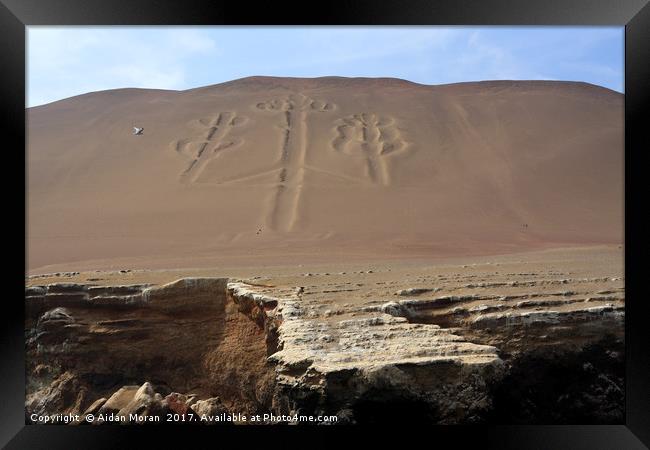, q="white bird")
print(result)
[133,127,144,135]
